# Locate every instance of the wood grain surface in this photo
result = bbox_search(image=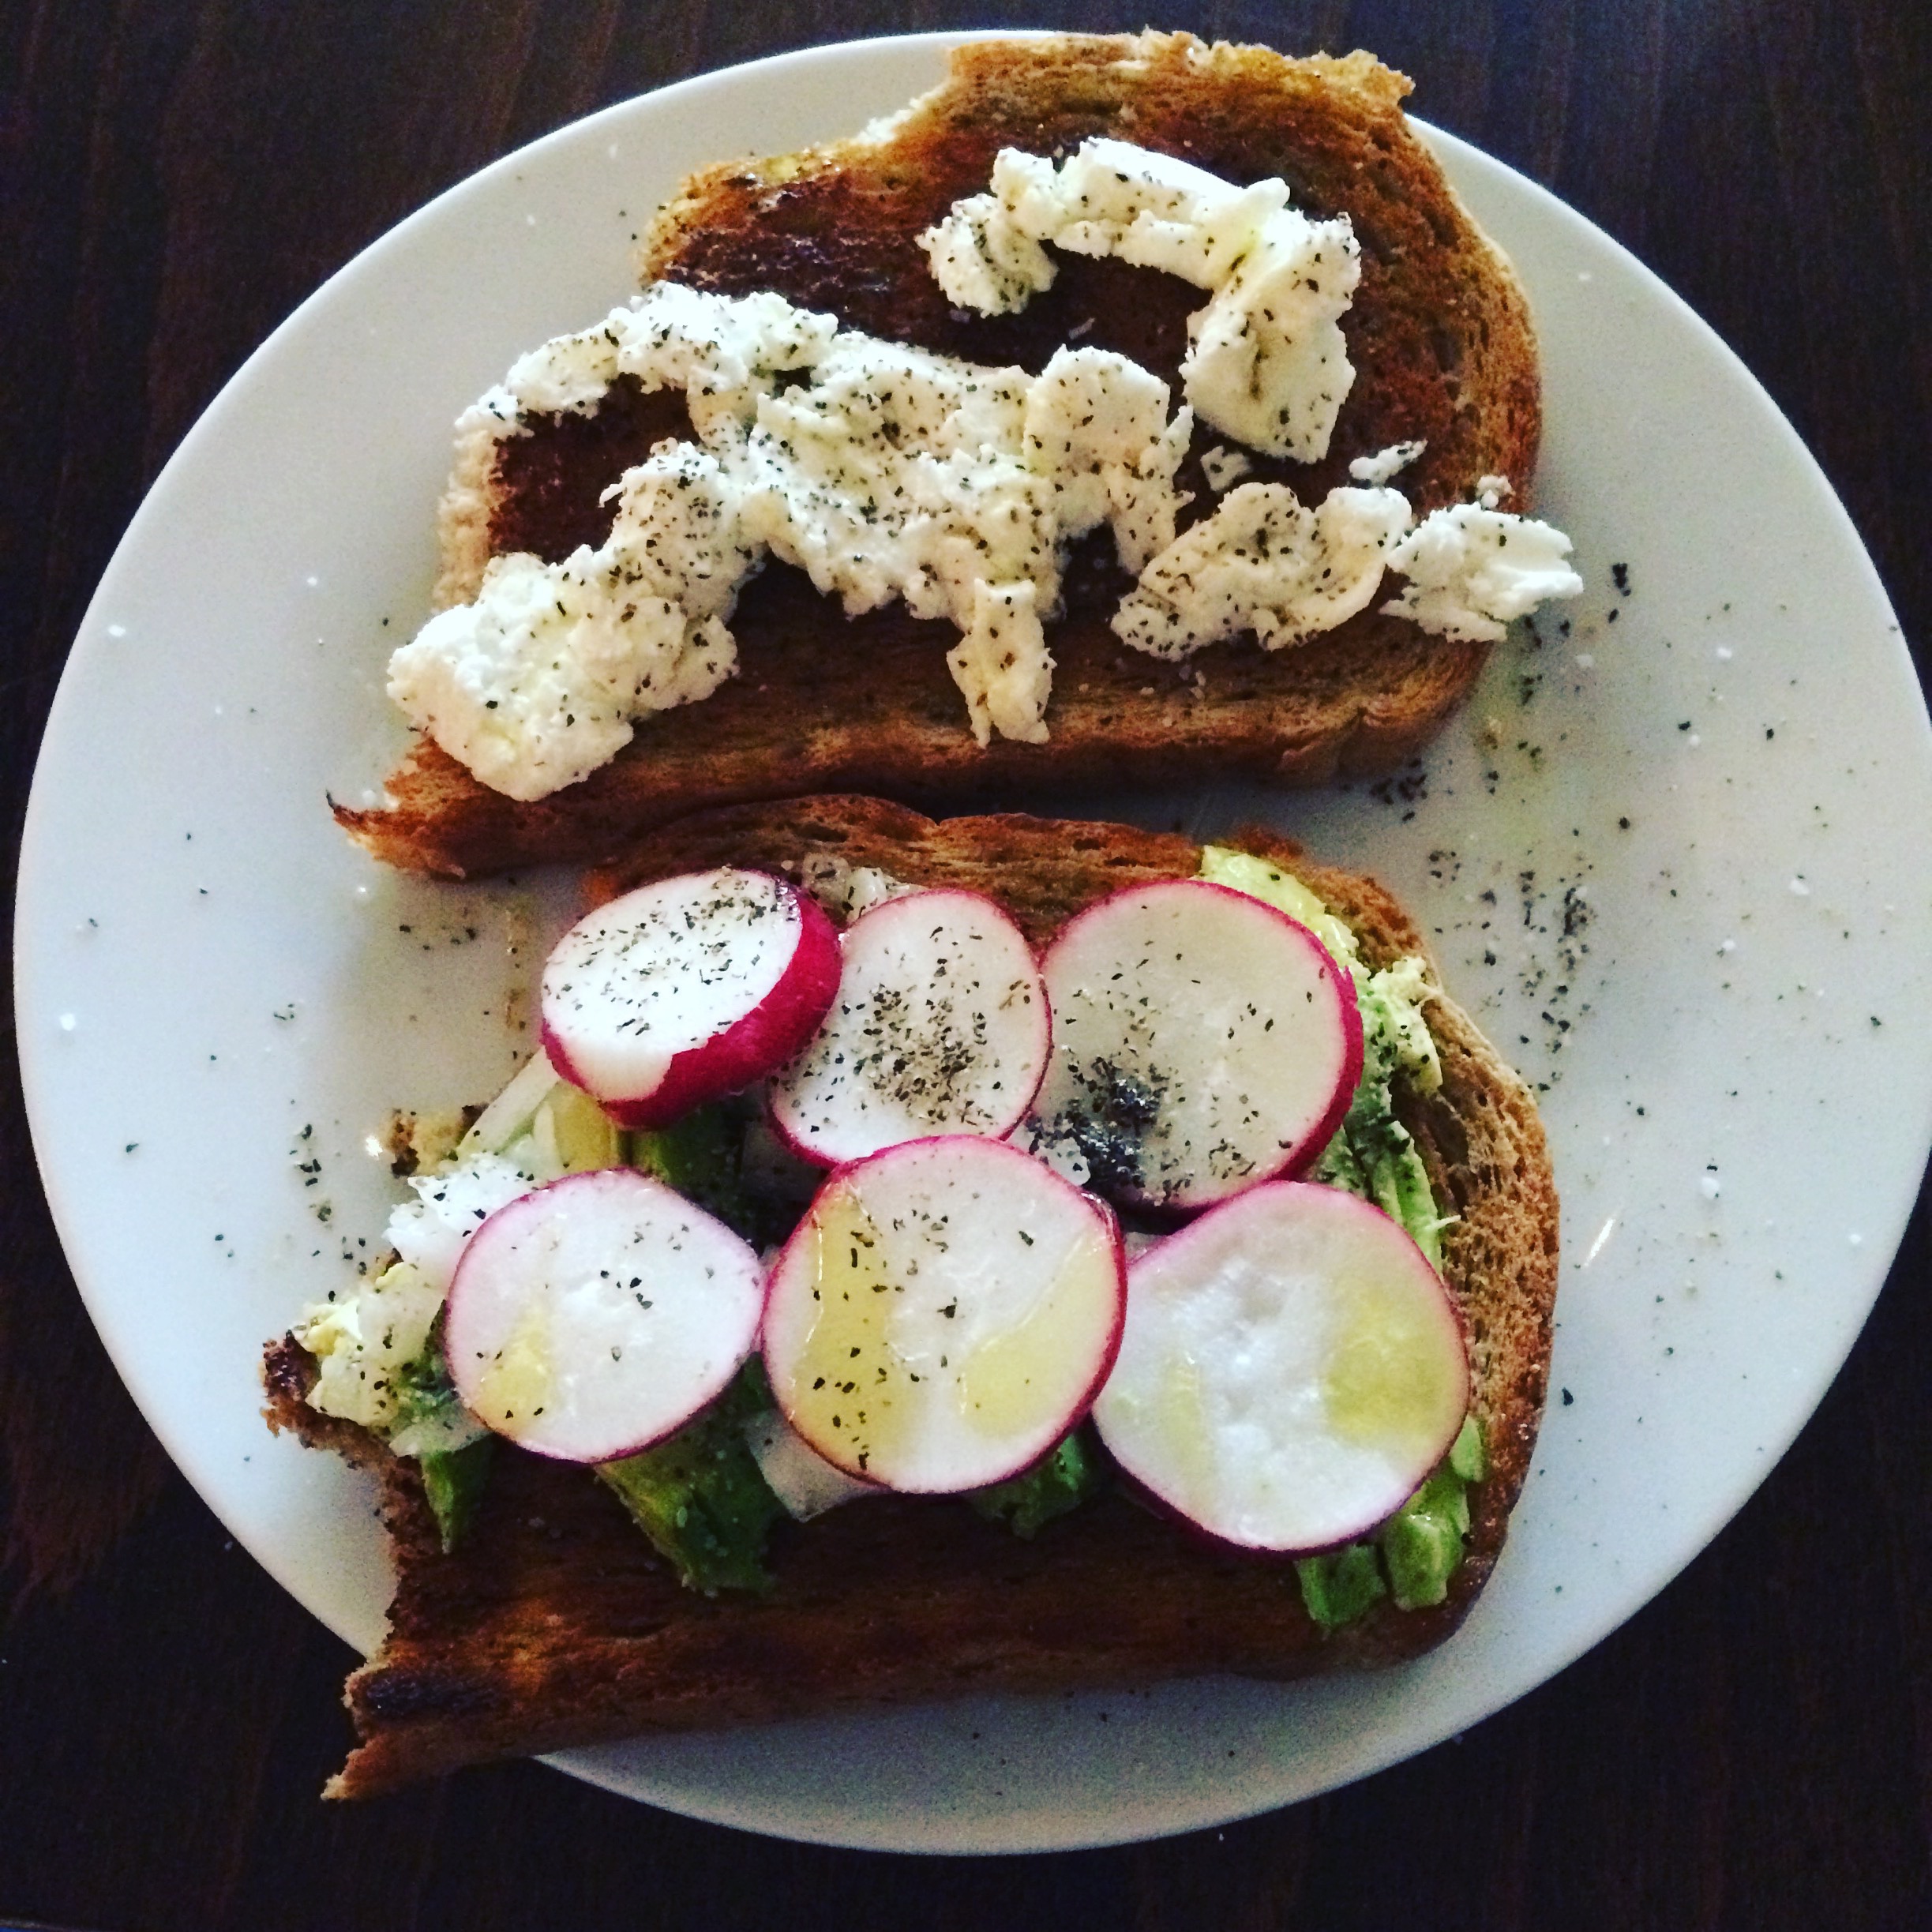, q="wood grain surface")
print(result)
[3,1,1927,1926]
